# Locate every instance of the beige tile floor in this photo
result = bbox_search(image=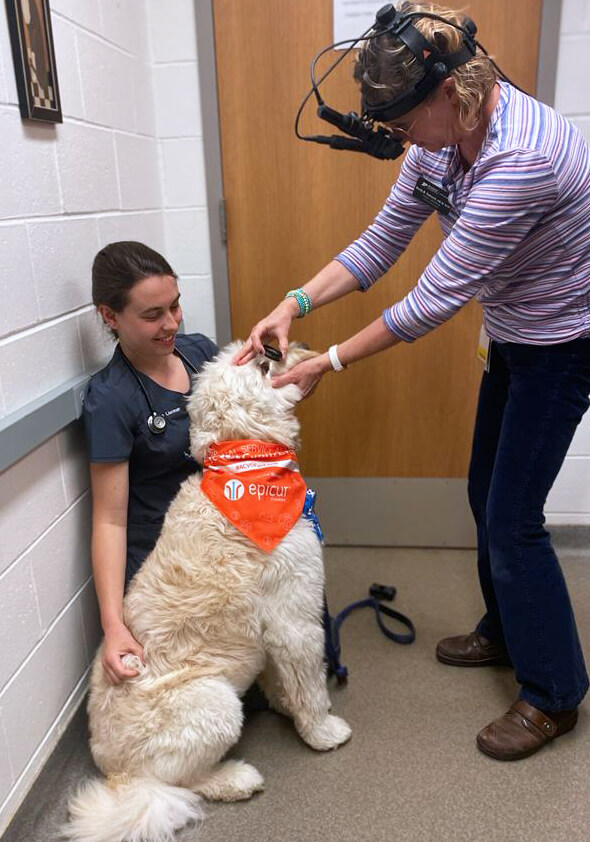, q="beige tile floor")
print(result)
[5,543,590,842]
